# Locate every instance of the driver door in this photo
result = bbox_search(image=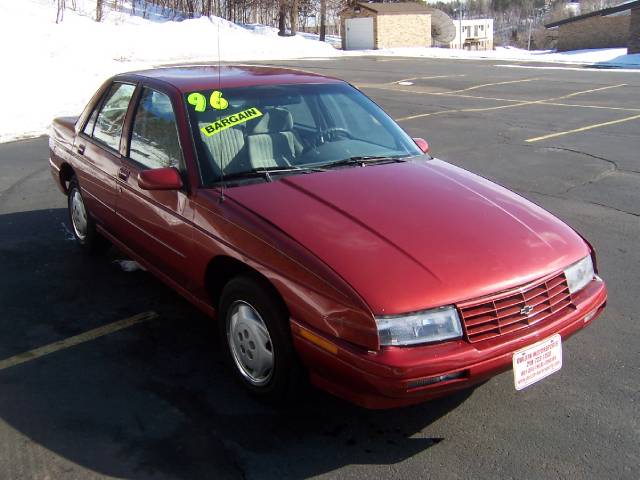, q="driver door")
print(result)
[114,86,194,288]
